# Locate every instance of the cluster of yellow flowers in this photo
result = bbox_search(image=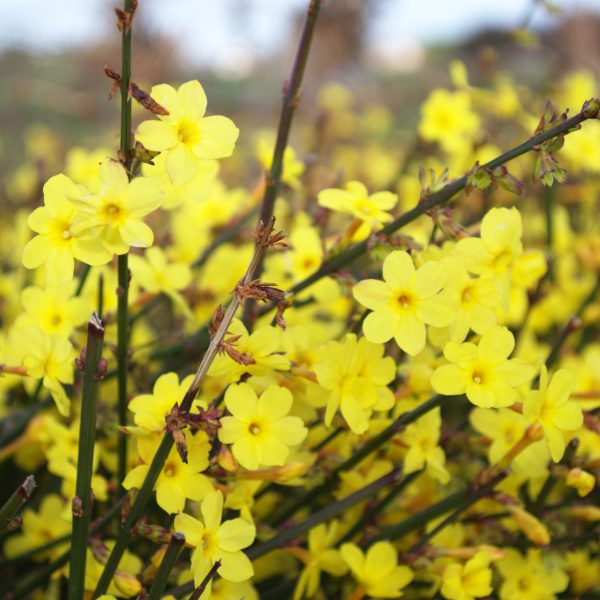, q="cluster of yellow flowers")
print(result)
[1,43,600,600]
